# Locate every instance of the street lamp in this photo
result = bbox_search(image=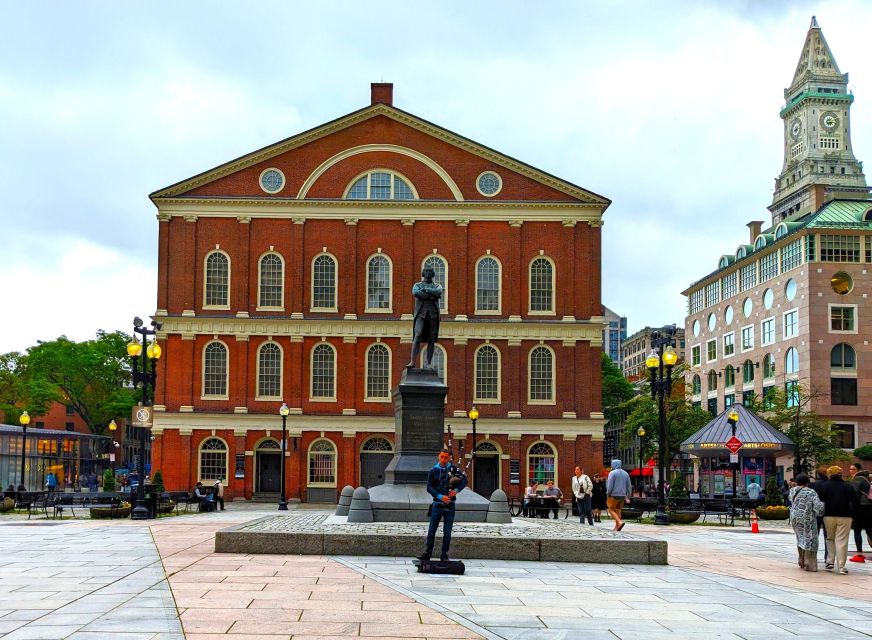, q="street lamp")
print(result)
[18,411,30,489]
[646,326,678,526]
[726,408,740,500]
[108,420,118,472]
[637,426,646,497]
[278,403,290,510]
[128,317,162,520]
[467,406,479,483]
